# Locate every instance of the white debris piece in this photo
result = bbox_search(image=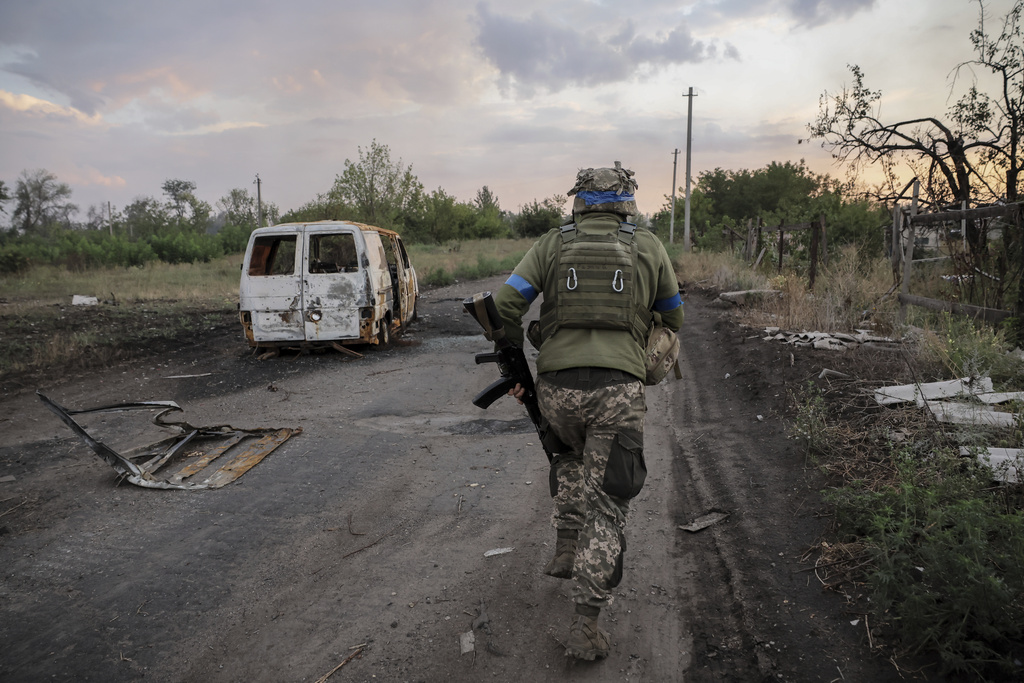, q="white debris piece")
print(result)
[460,630,476,654]
[483,547,514,557]
[874,377,994,406]
[975,391,1024,405]
[71,295,99,306]
[928,401,1016,428]
[959,447,1024,483]
[762,328,896,351]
